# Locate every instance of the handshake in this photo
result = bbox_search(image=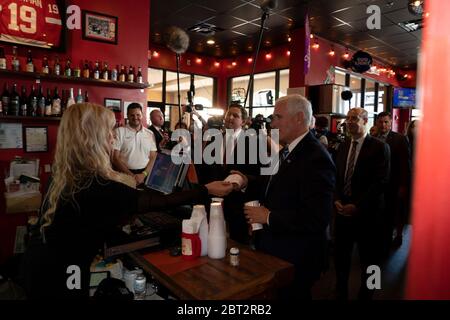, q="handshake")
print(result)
[204,171,248,197]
